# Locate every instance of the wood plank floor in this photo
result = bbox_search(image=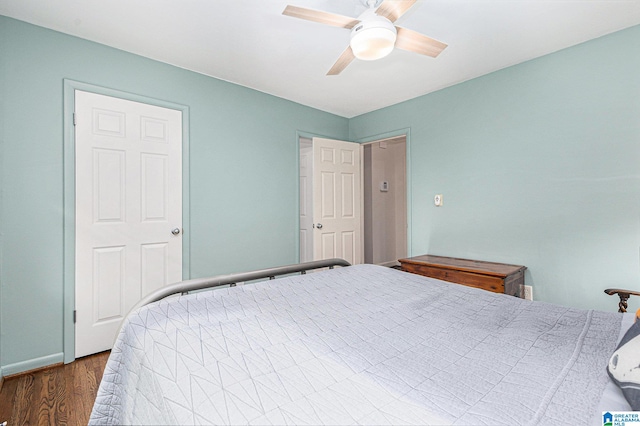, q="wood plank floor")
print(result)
[0,351,110,426]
